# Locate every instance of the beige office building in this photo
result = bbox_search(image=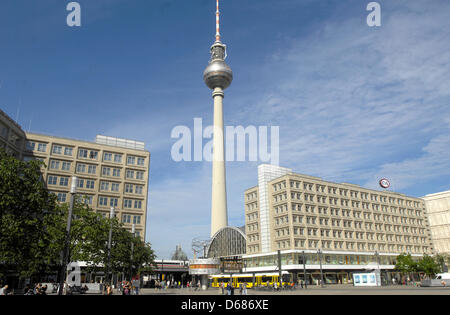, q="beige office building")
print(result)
[0,109,26,159]
[23,133,150,240]
[422,190,450,254]
[243,164,434,284]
